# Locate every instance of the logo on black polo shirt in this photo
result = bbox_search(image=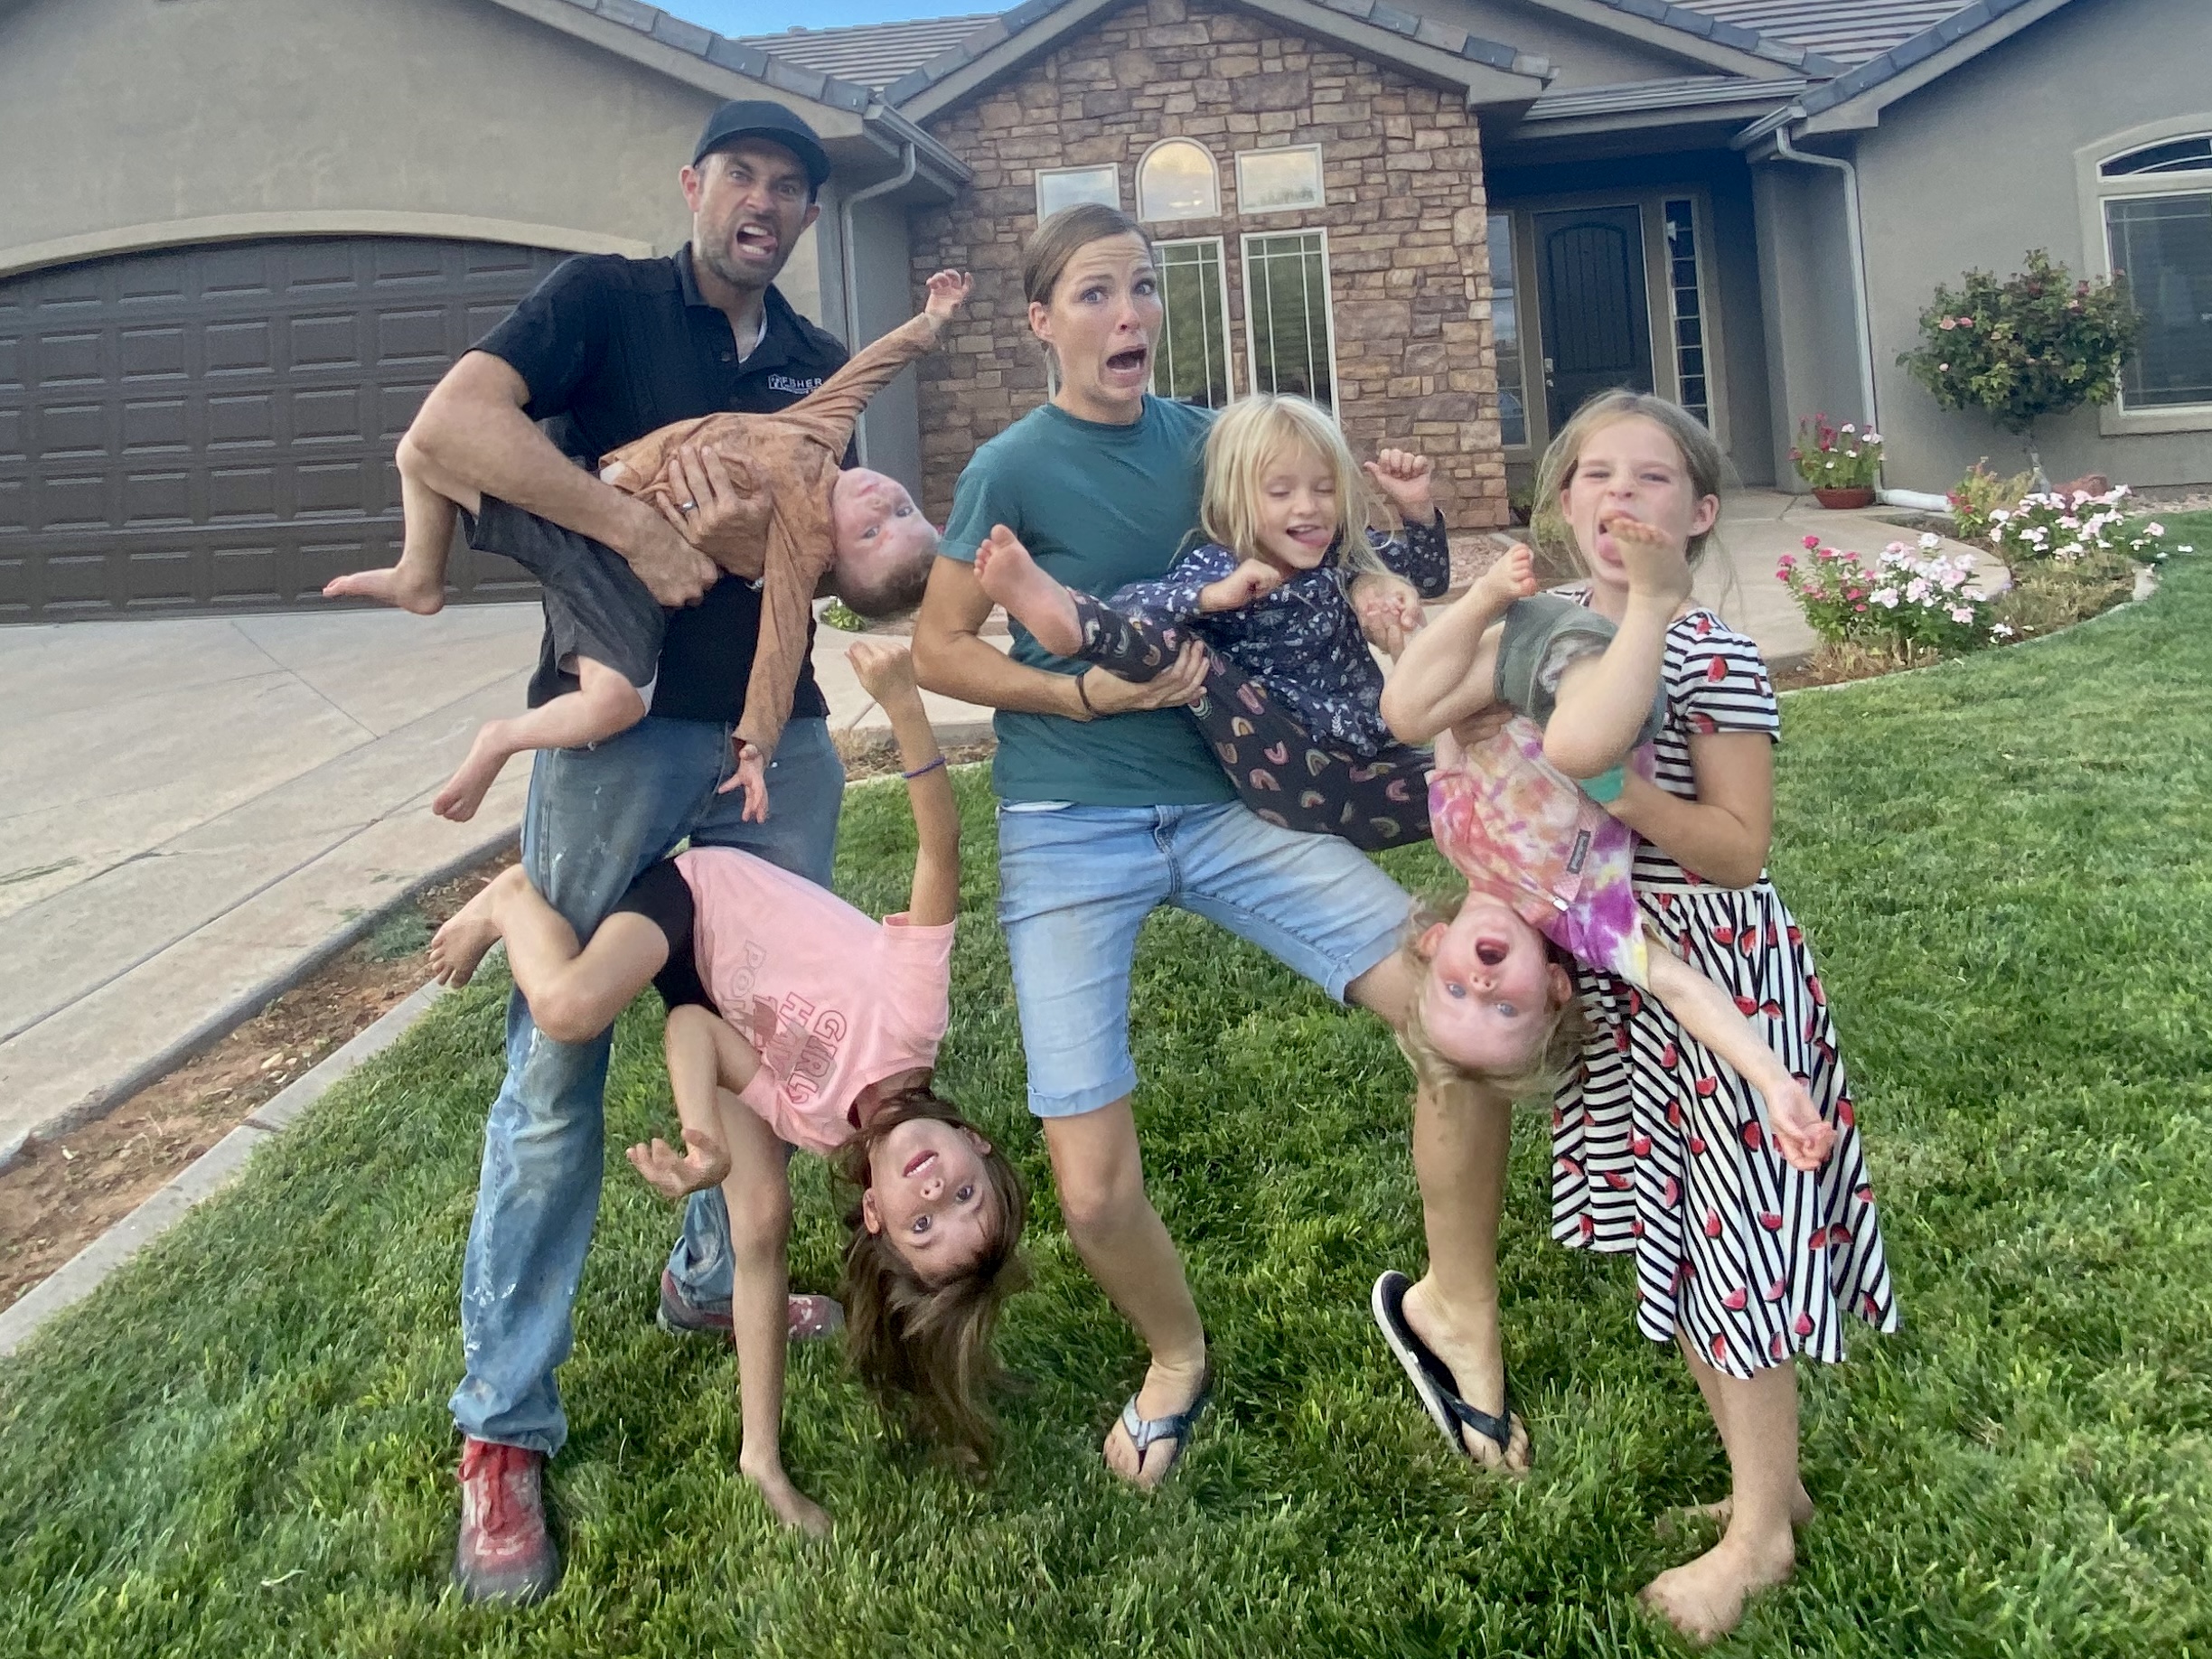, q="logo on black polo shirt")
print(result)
[767,374,824,396]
